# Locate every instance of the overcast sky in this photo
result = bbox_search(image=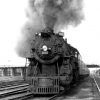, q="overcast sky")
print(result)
[0,0,100,66]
